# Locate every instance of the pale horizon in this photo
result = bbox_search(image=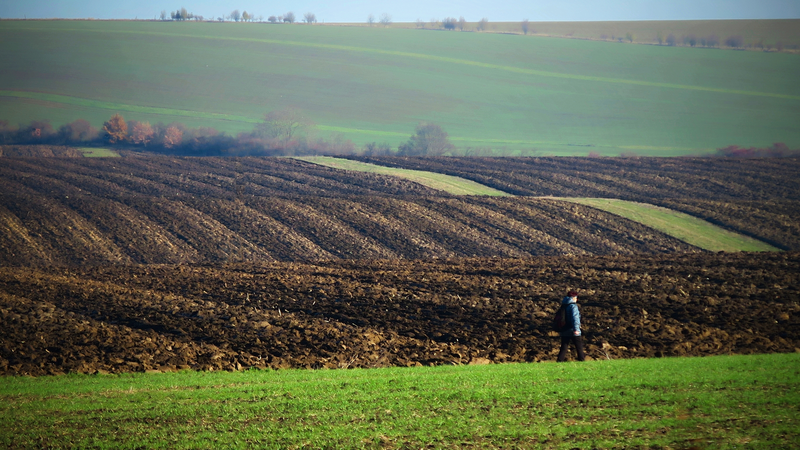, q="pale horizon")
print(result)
[2,0,799,23]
